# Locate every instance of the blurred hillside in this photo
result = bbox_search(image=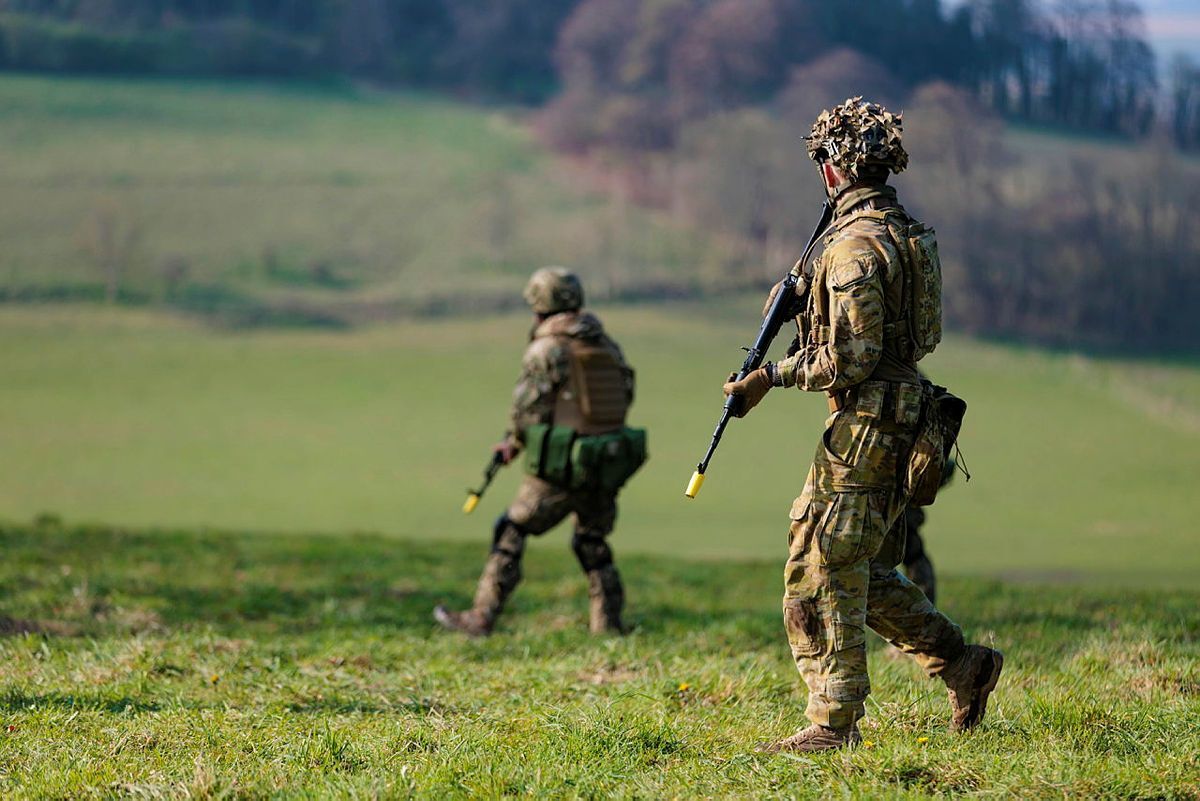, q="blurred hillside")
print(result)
[2,0,1200,351]
[0,76,728,327]
[1,73,1197,351]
